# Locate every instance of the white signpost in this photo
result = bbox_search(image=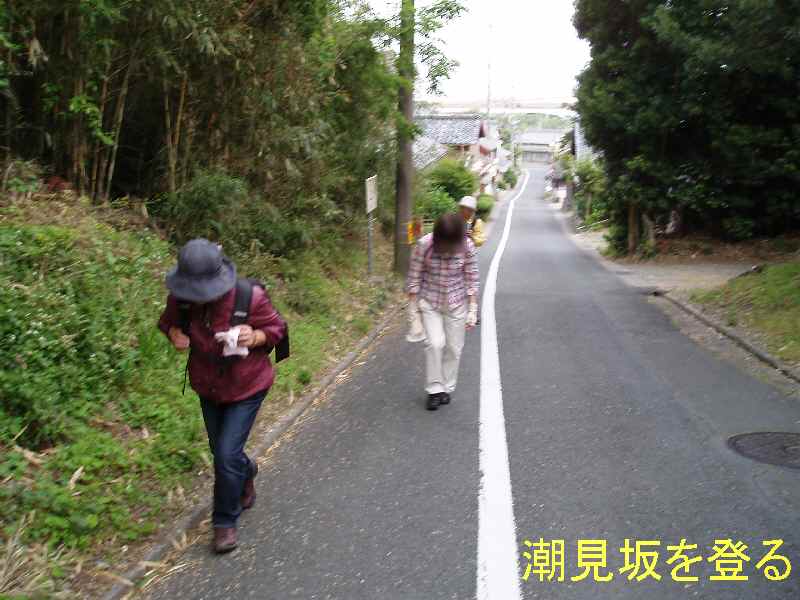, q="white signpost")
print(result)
[366,175,378,214]
[365,175,378,276]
